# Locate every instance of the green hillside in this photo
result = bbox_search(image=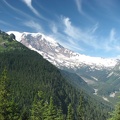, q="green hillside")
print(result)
[60,70,94,93]
[0,31,112,120]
